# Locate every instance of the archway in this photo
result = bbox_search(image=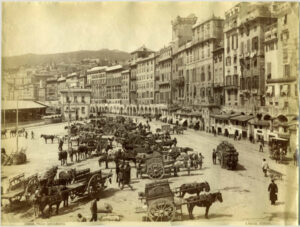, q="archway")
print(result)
[277,114,288,122]
[263,114,271,121]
